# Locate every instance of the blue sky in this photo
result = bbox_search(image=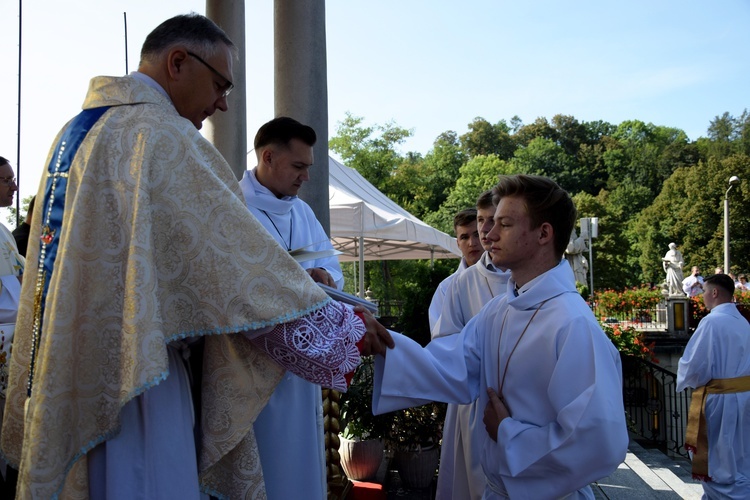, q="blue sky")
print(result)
[1,0,748,205]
